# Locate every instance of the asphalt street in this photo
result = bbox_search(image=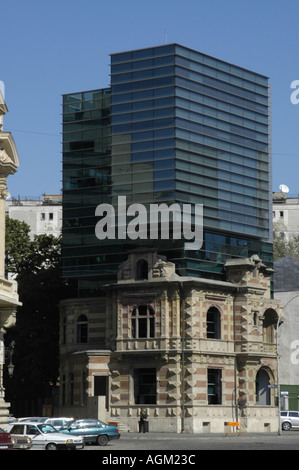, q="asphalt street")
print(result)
[80,431,299,451]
